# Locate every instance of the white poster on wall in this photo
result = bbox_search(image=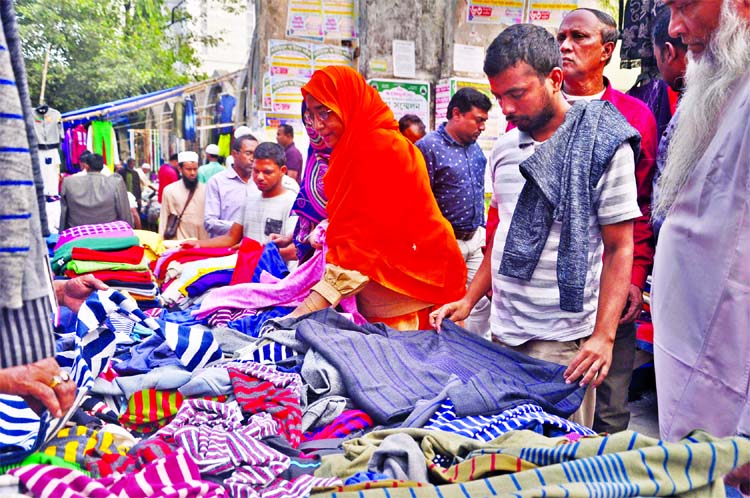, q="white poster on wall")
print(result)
[392,40,416,79]
[453,44,485,74]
